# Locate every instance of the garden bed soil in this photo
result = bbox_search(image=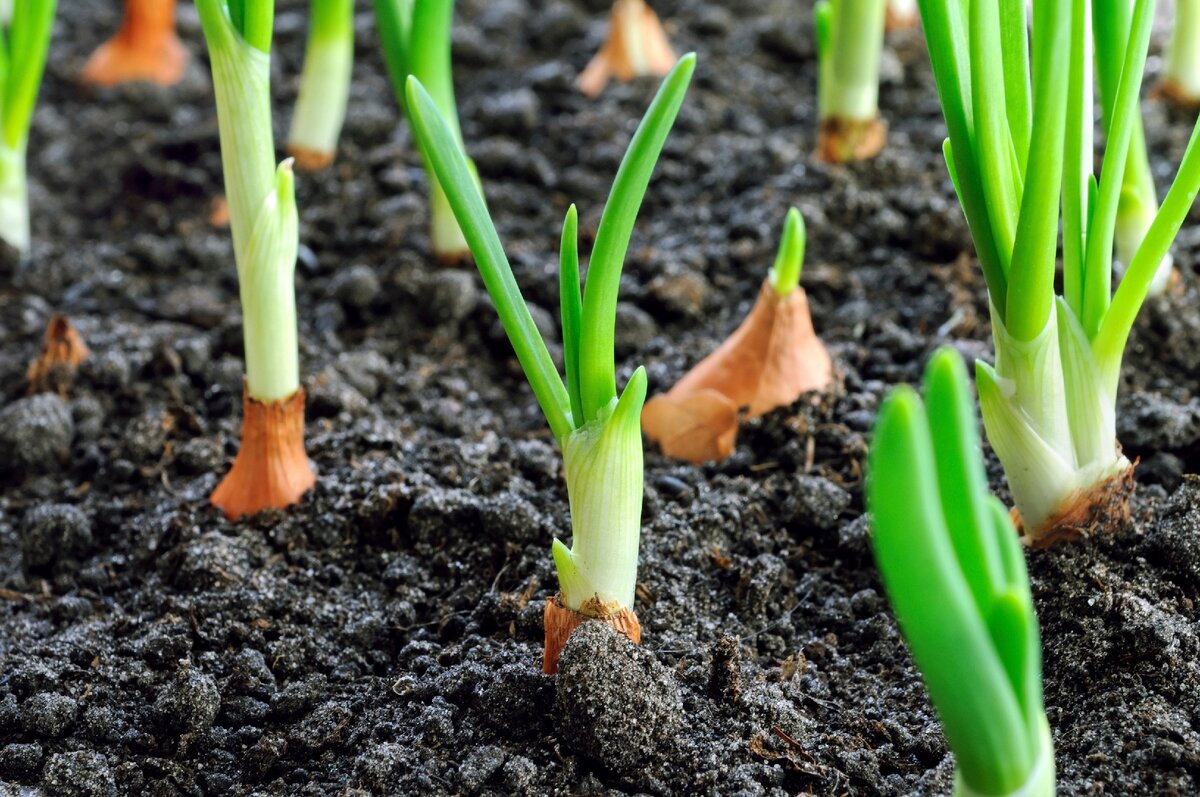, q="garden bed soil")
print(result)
[1,1,1199,795]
